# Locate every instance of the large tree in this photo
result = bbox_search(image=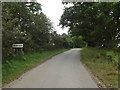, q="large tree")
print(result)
[2,2,55,59]
[60,2,120,48]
